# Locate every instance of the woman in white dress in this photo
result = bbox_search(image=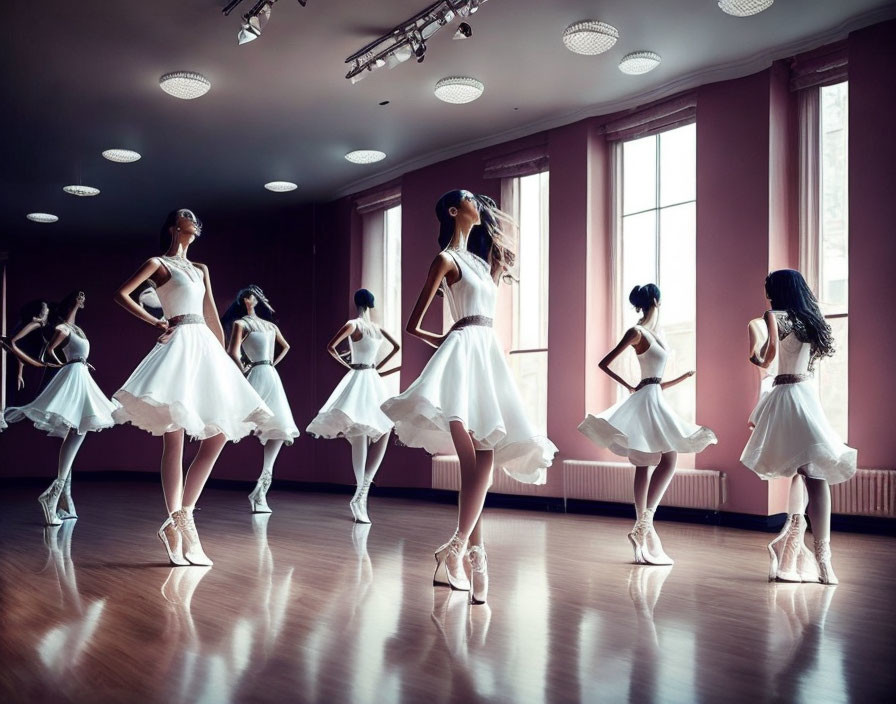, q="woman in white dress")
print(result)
[223,285,300,513]
[578,284,717,565]
[741,269,856,584]
[307,288,400,524]
[3,291,116,524]
[112,209,272,566]
[381,191,557,605]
